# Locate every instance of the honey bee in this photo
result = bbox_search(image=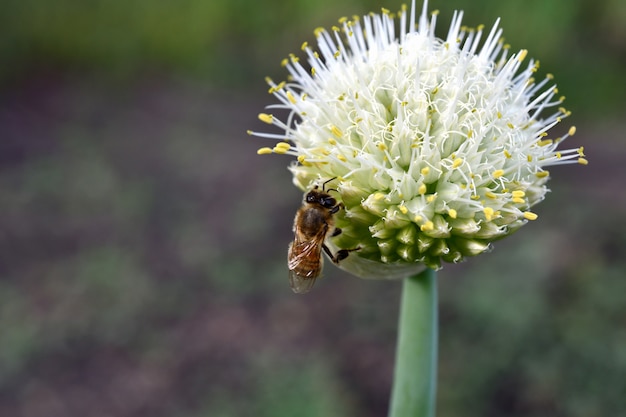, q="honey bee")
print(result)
[288,179,359,294]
